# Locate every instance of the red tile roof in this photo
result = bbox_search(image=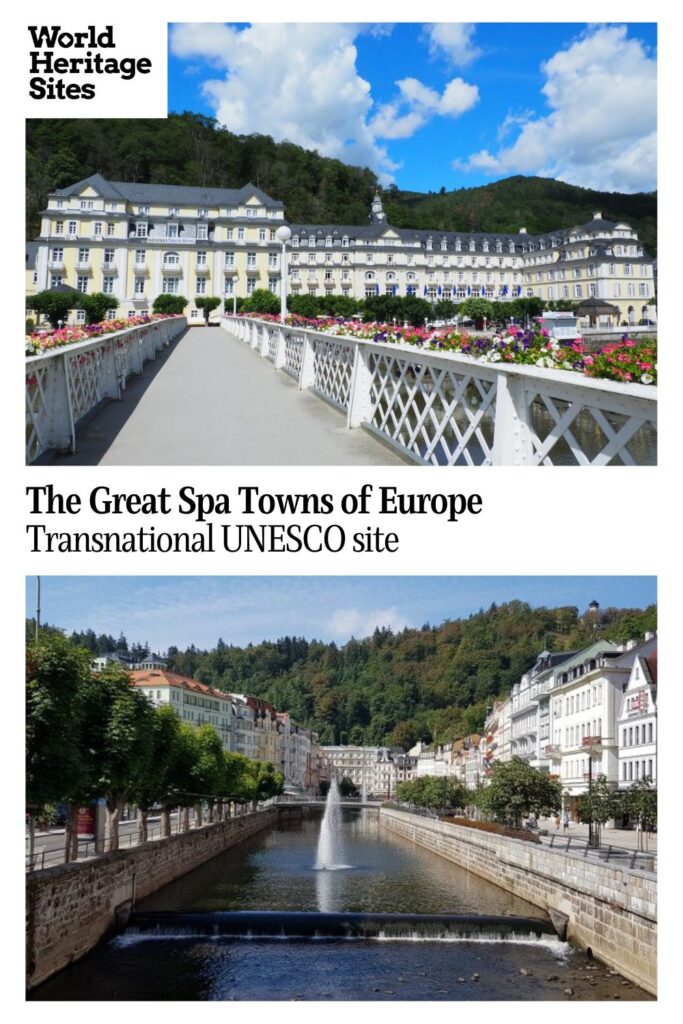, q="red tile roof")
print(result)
[129,669,231,702]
